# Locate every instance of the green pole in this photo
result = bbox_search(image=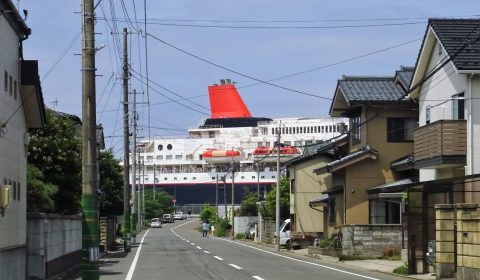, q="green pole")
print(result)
[122,27,131,253]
